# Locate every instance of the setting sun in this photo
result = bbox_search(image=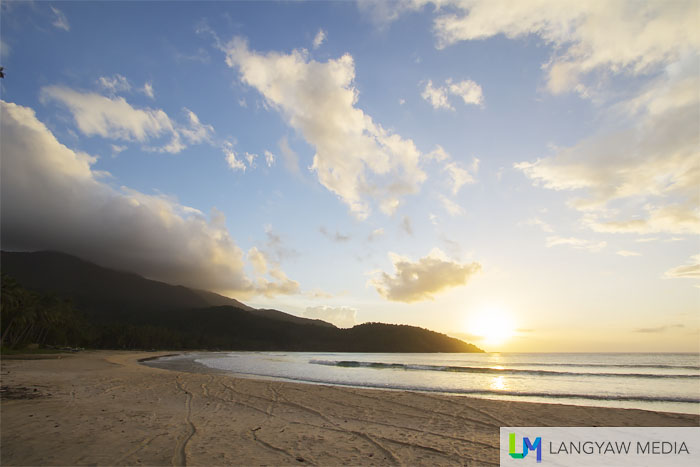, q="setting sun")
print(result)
[467,306,516,347]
